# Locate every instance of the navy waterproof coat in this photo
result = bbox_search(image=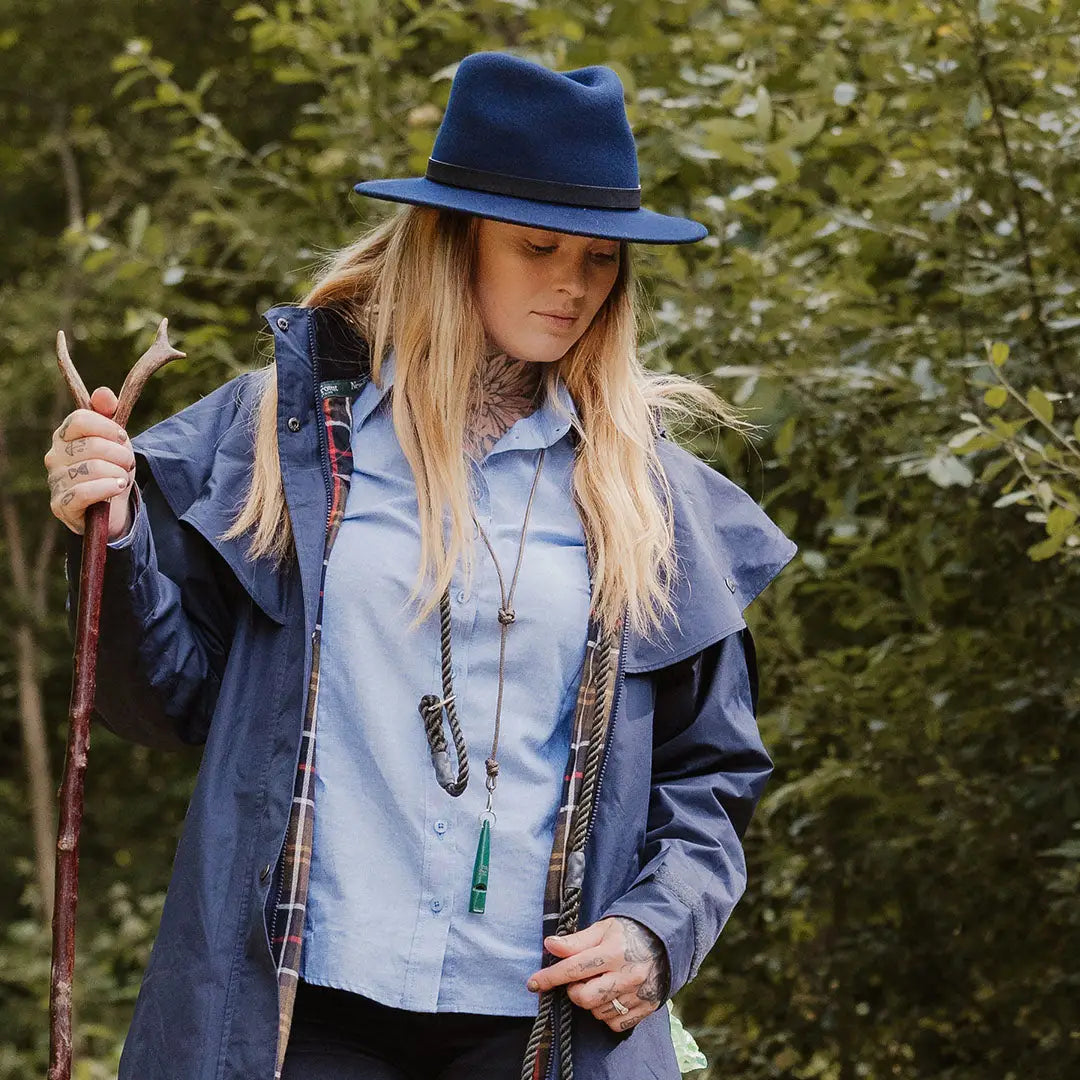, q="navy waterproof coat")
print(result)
[64,305,797,1080]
